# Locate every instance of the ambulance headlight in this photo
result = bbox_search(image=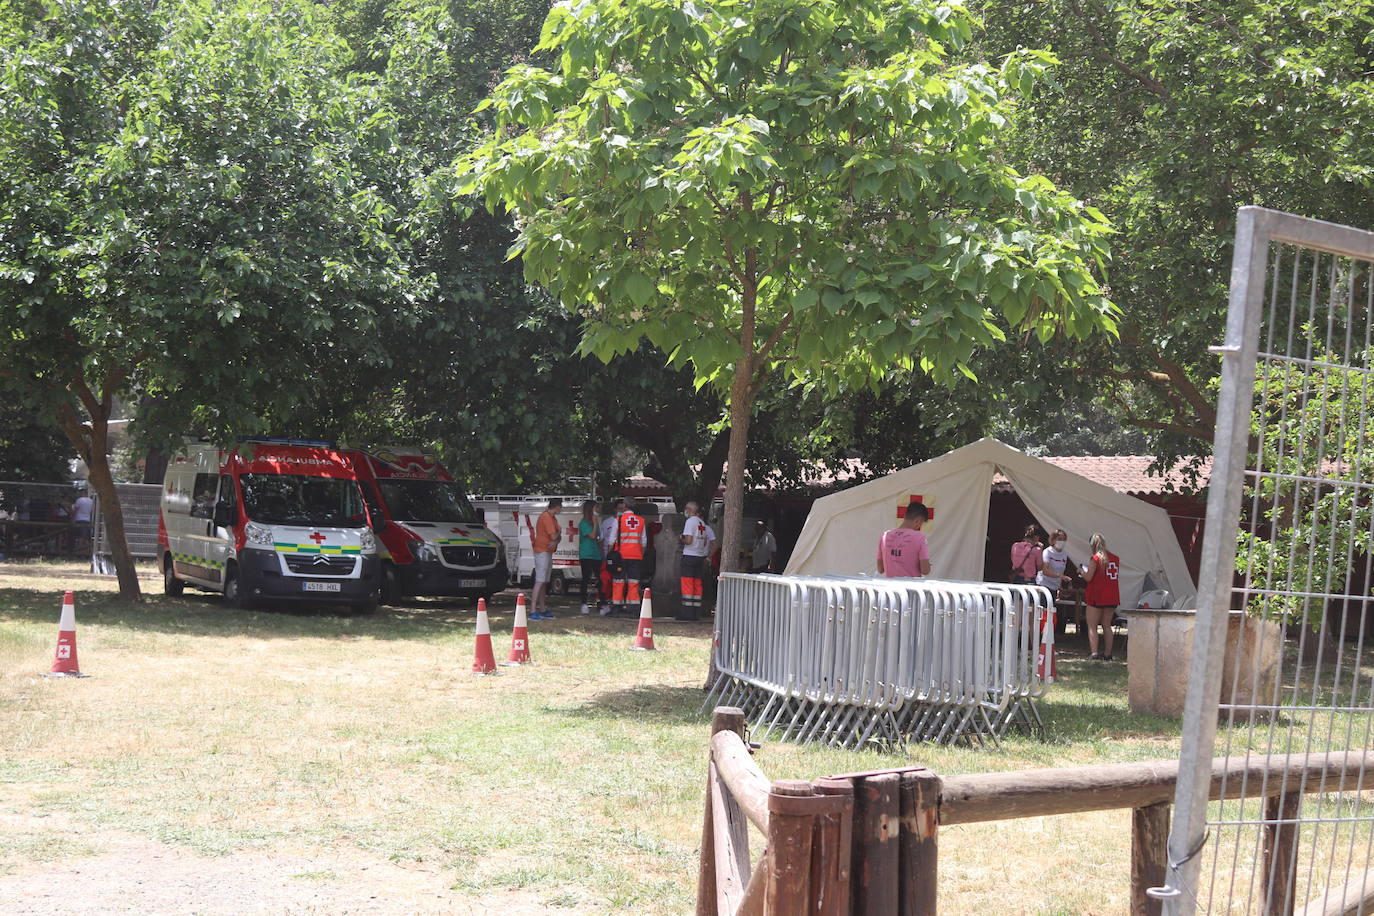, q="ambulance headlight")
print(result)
[244,522,274,546]
[416,543,439,563]
[360,528,376,552]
